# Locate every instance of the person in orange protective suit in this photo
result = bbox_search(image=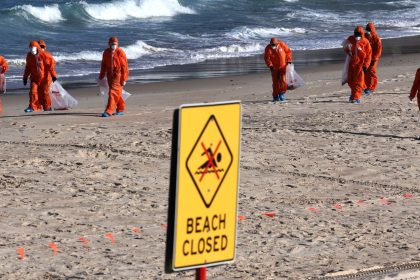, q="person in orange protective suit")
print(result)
[264,37,292,102]
[0,56,7,112]
[409,68,420,111]
[23,41,45,112]
[0,55,8,94]
[98,36,129,117]
[364,22,382,95]
[38,40,57,111]
[0,55,8,74]
[343,26,372,104]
